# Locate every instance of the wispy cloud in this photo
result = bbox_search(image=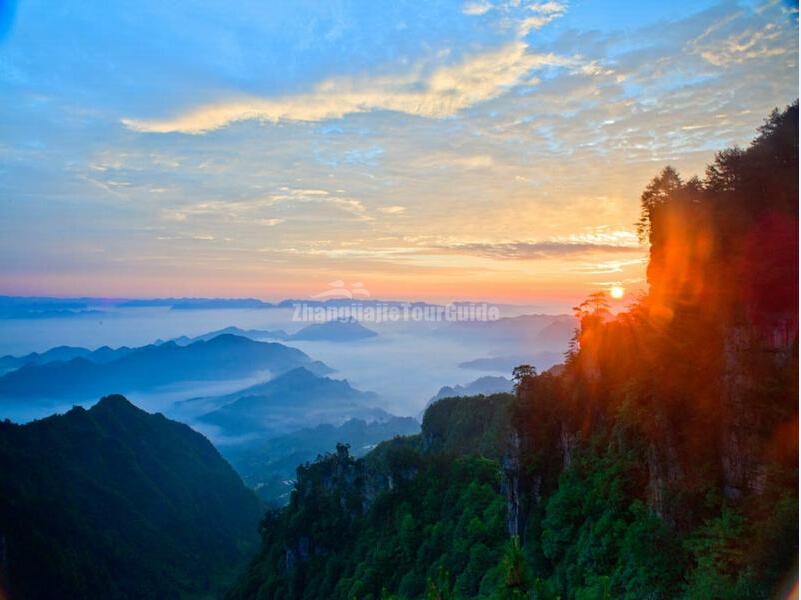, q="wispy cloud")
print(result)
[691,21,790,66]
[2,0,796,300]
[122,40,575,133]
[118,0,591,136]
[378,206,406,215]
[433,239,643,260]
[462,1,493,16]
[462,0,567,35]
